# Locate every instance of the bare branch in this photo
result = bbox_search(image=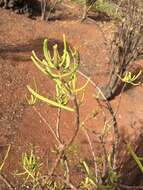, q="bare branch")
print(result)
[0,174,15,190]
[33,106,62,146]
[49,95,80,177]
[67,95,80,146]
[78,70,119,169]
[82,127,99,182]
